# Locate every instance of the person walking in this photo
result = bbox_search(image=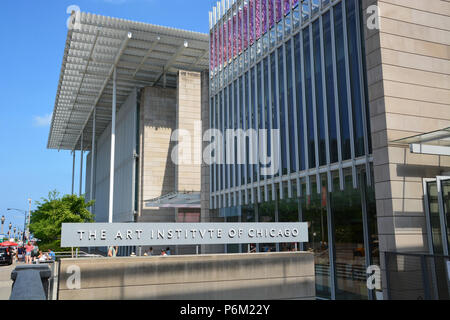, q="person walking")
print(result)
[24,242,33,264]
